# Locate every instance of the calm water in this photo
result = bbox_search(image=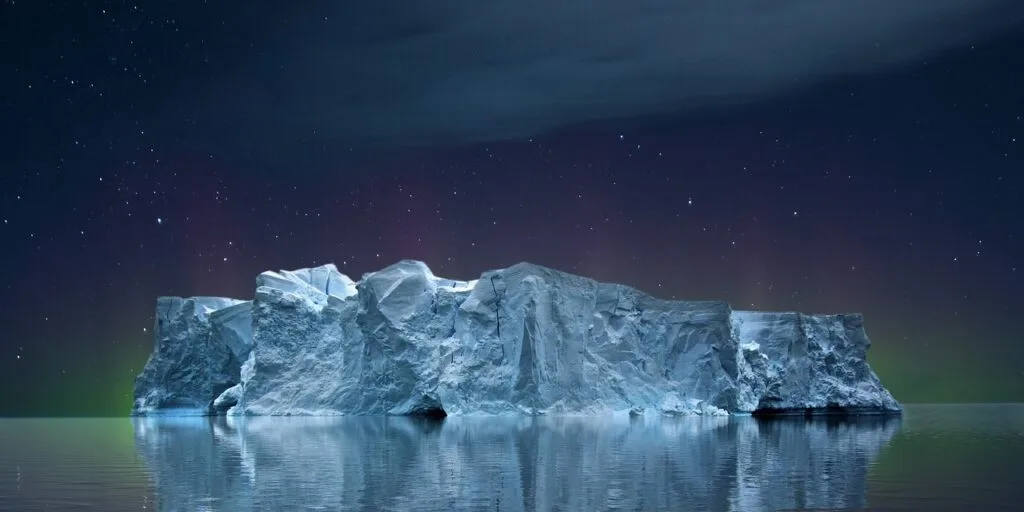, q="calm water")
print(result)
[0,404,1022,511]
